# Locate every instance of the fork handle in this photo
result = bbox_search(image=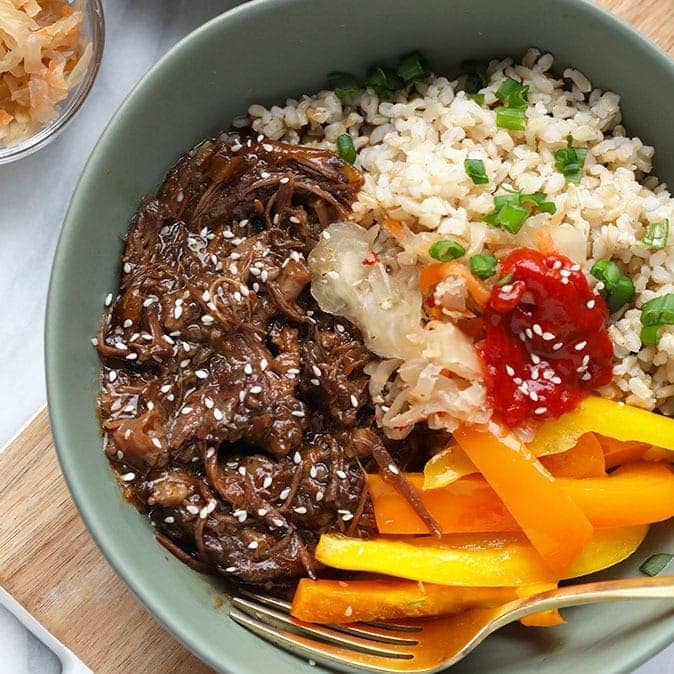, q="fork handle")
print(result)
[500,575,674,625]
